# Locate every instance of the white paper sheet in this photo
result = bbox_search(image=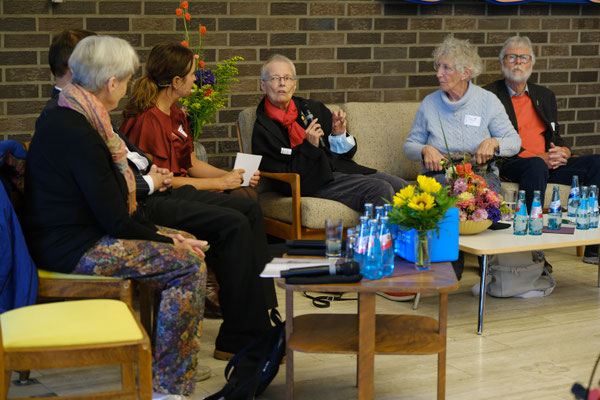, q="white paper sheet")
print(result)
[260,257,336,278]
[233,152,262,186]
